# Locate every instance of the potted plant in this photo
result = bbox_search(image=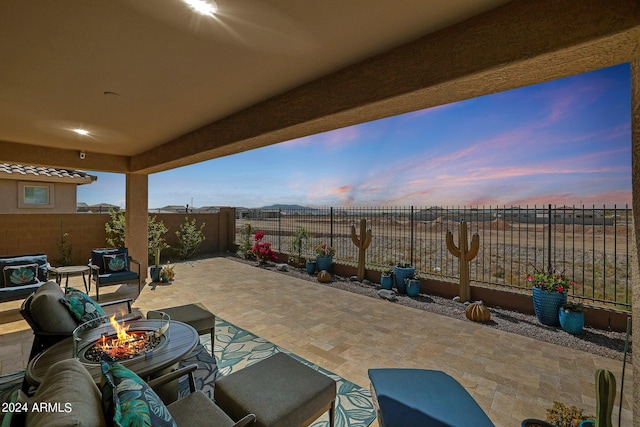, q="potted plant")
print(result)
[526,266,573,326]
[314,242,335,273]
[289,227,310,268]
[148,216,169,282]
[404,273,421,297]
[393,261,415,294]
[559,302,585,335]
[380,268,393,290]
[160,264,175,283]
